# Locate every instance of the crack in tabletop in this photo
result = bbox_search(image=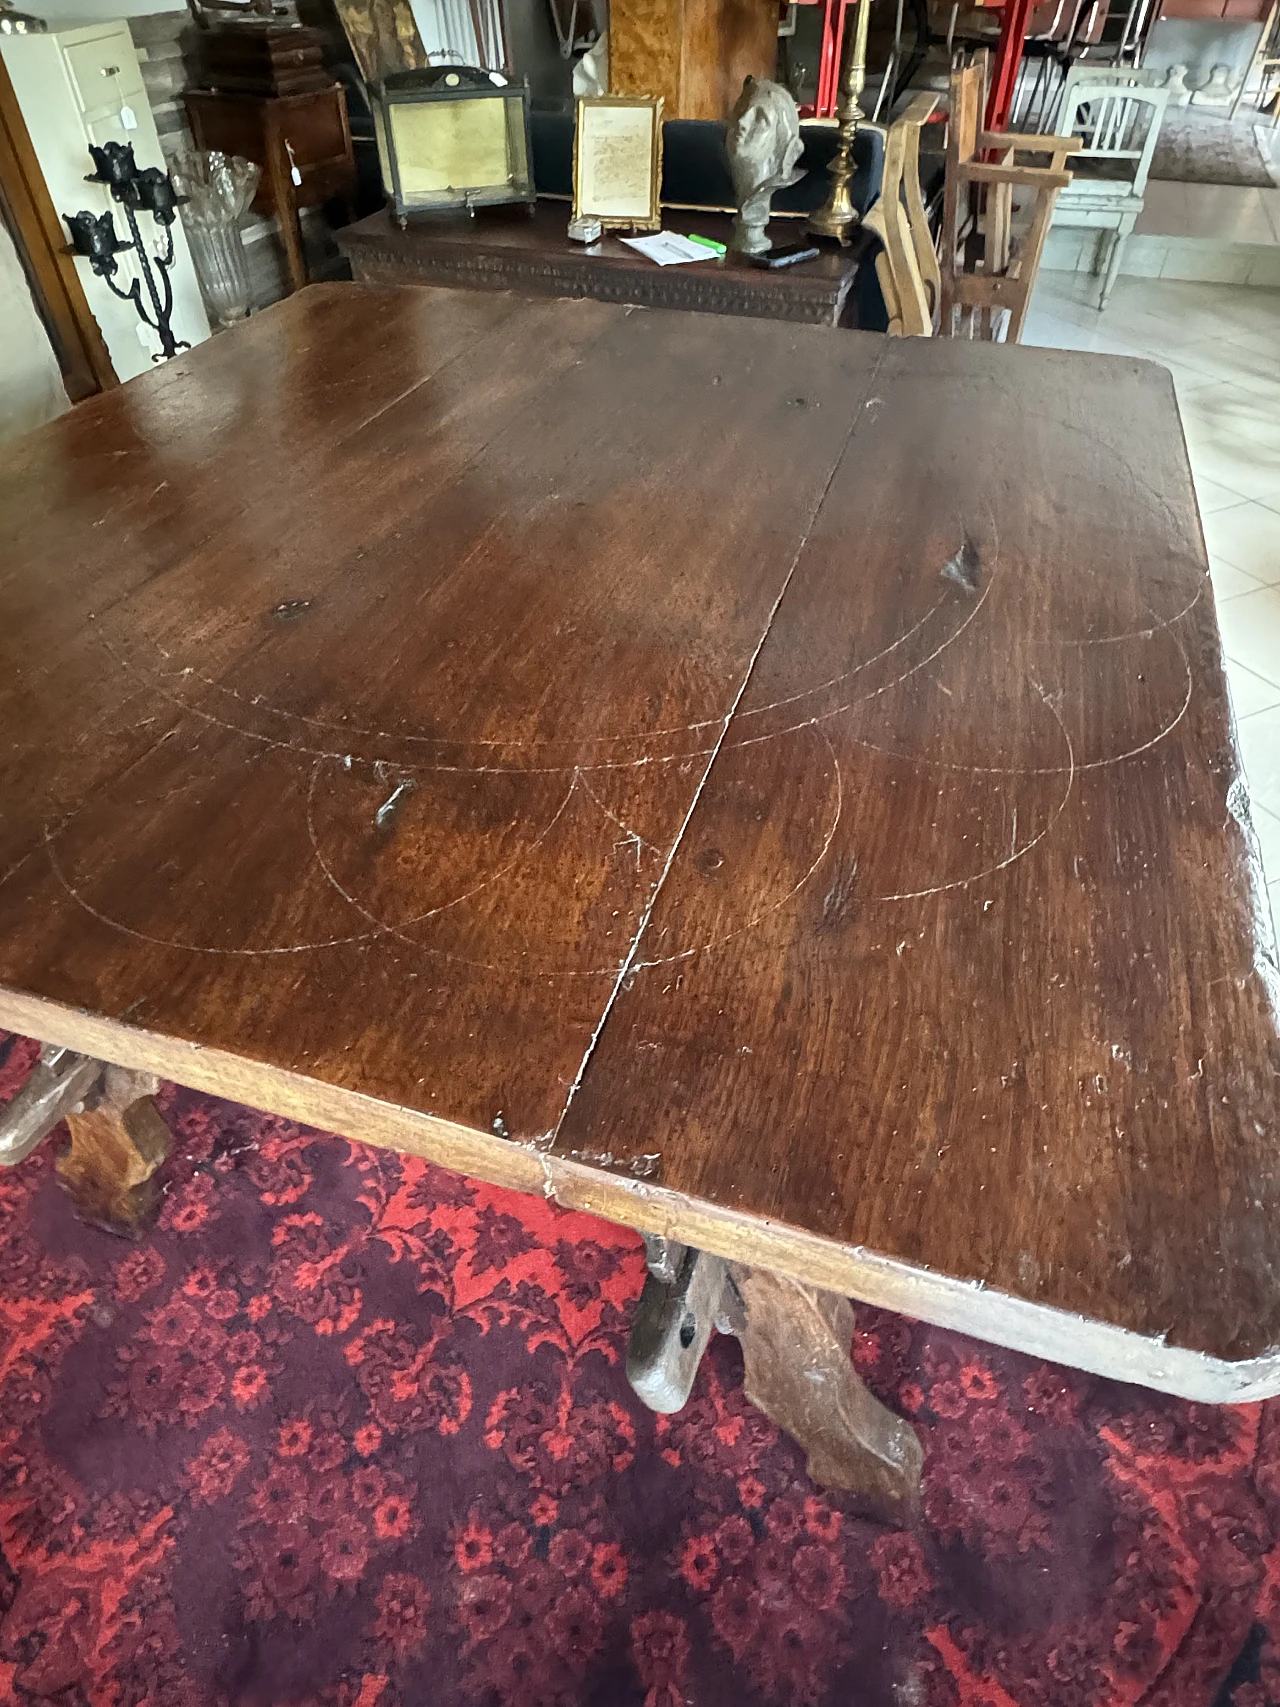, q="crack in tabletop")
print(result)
[550,346,891,1144]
